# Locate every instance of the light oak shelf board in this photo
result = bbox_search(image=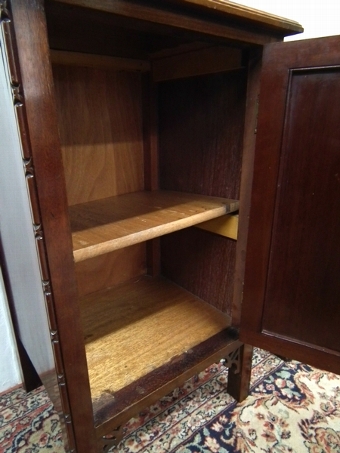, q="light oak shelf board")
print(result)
[70,190,239,262]
[79,276,231,401]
